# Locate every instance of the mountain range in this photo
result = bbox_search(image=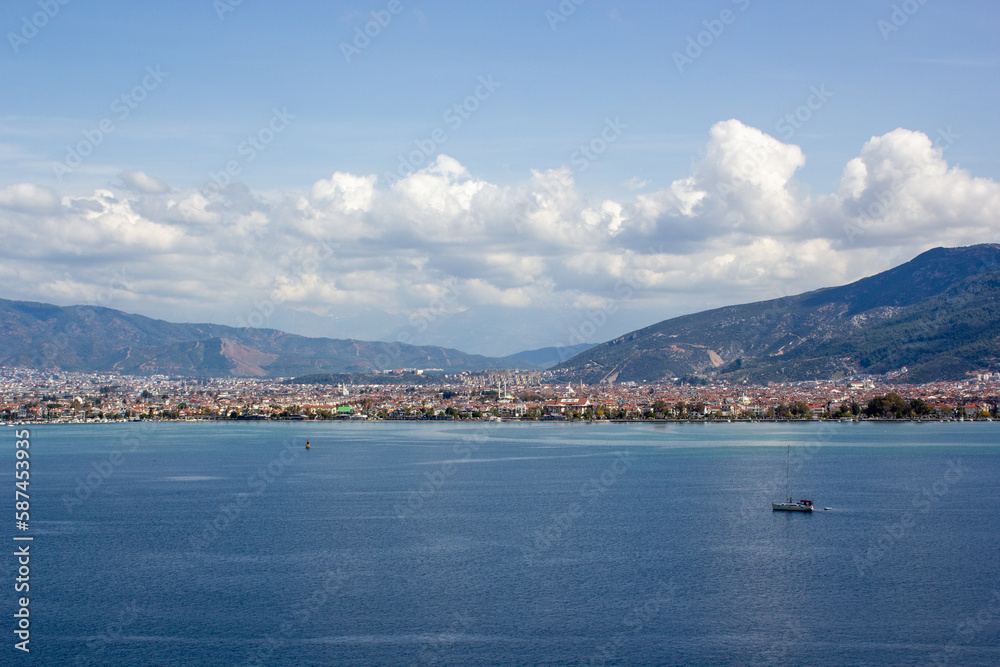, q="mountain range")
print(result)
[0,300,538,377]
[1,244,997,382]
[553,244,1000,384]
